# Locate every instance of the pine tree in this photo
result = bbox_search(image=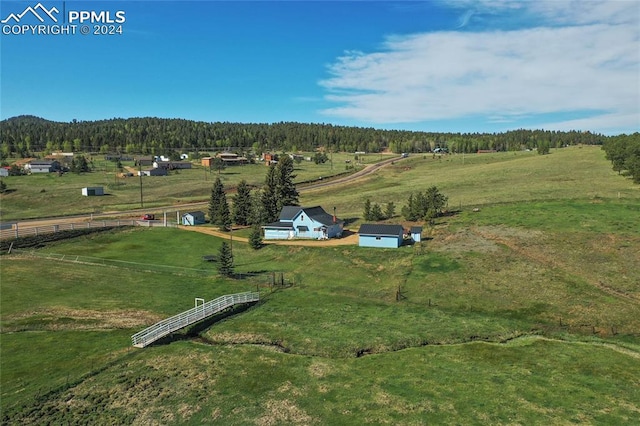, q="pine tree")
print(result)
[208,177,231,230]
[233,179,252,226]
[274,155,299,212]
[217,242,234,277]
[423,186,447,220]
[370,203,384,221]
[385,202,396,219]
[363,198,372,221]
[249,225,263,250]
[261,166,279,223]
[249,191,265,225]
[218,196,231,231]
